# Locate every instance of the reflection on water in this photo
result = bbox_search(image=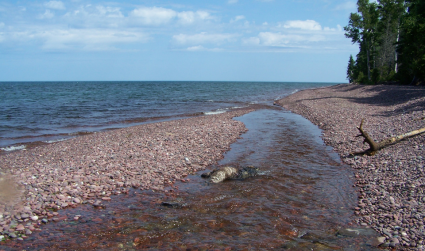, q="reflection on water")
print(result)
[1,109,380,250]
